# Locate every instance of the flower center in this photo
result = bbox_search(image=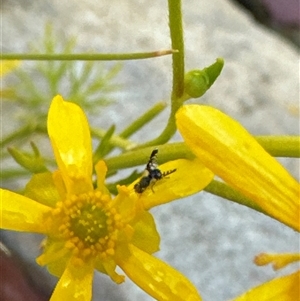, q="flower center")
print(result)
[70,203,108,244]
[52,190,123,260]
